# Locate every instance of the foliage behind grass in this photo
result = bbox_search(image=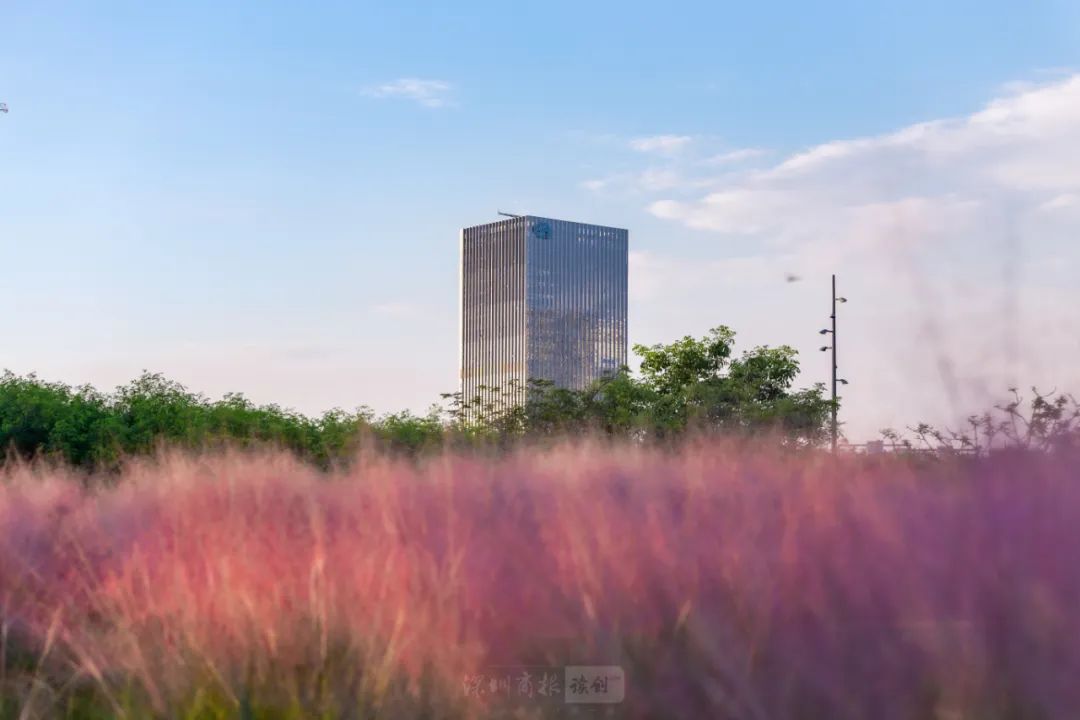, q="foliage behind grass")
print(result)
[0,371,416,470]
[1,441,1079,718]
[1,327,837,470]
